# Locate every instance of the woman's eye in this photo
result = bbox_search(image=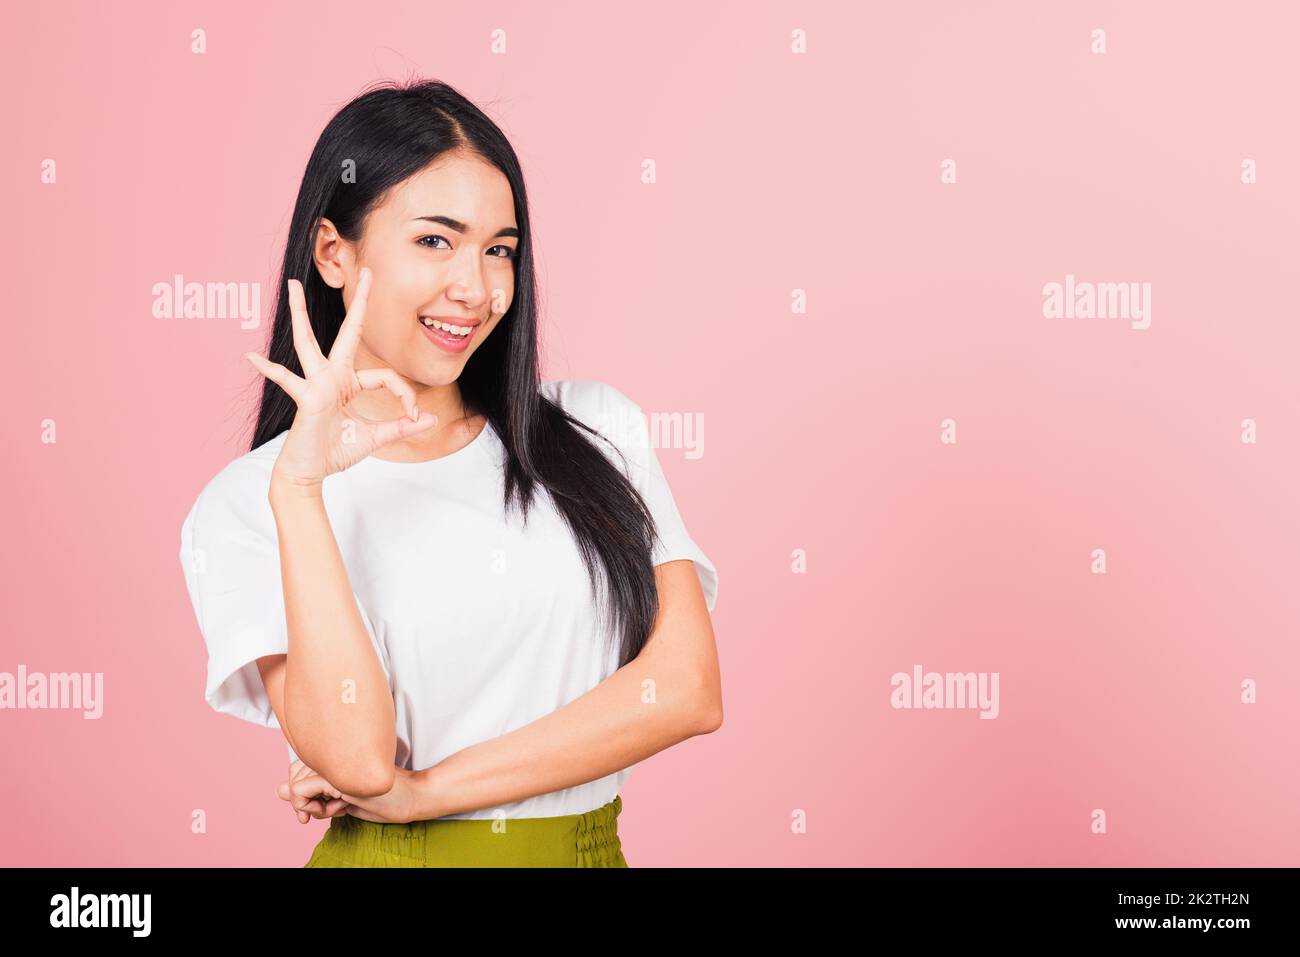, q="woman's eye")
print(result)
[417,235,515,260]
